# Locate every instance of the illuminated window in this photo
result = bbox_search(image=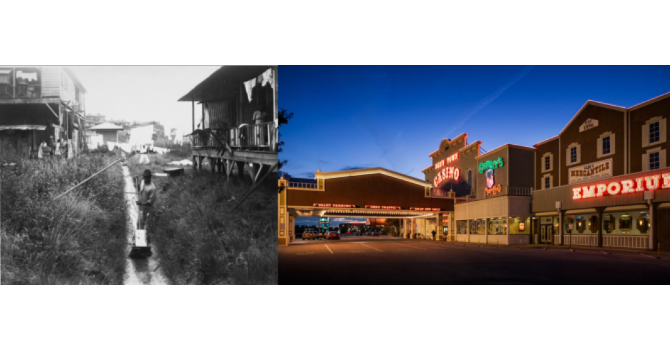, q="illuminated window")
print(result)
[544,176,550,190]
[570,147,577,163]
[603,136,610,155]
[650,122,660,144]
[544,156,550,170]
[650,152,660,170]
